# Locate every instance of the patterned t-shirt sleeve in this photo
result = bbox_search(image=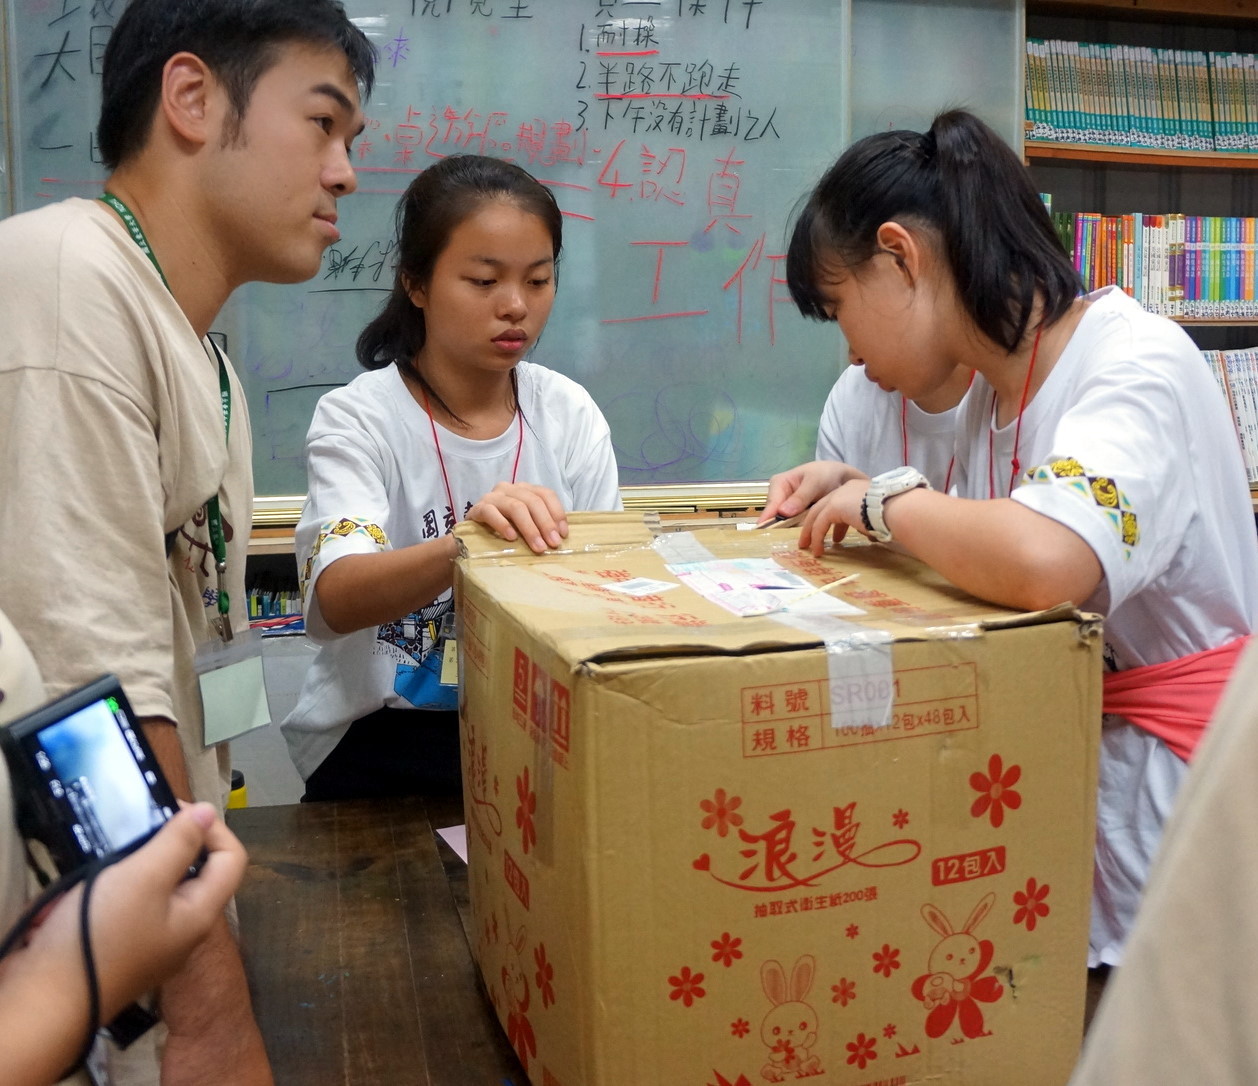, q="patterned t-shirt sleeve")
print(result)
[1010,367,1192,611]
[297,393,394,642]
